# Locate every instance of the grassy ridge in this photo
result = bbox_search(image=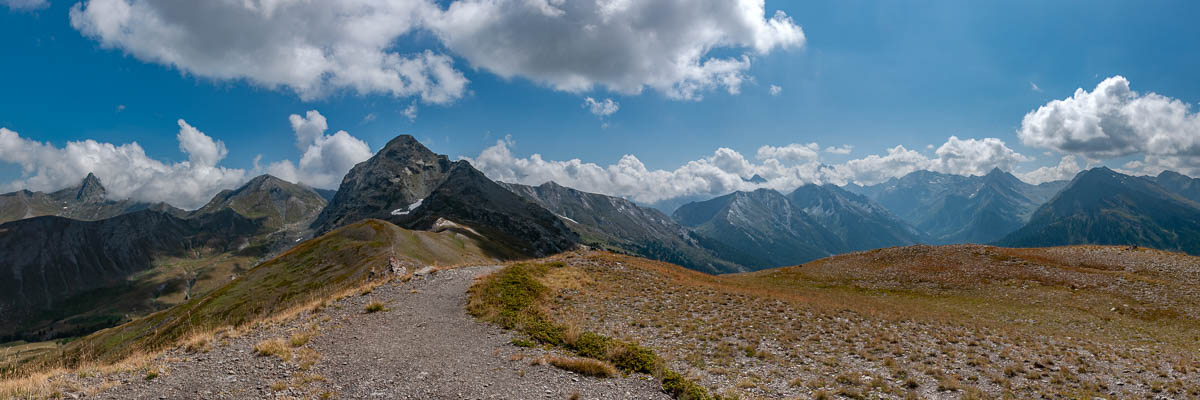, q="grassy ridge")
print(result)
[466,262,720,400]
[20,219,497,373]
